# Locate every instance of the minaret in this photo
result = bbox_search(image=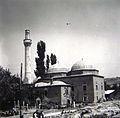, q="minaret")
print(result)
[23,29,32,84]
